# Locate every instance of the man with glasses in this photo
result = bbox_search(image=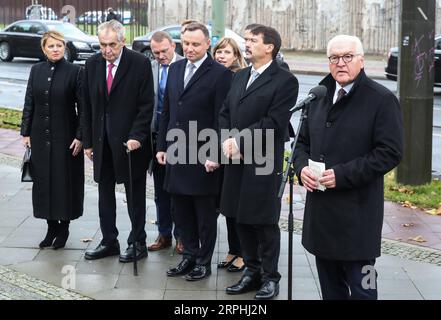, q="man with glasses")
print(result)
[82,20,154,262]
[293,35,403,299]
